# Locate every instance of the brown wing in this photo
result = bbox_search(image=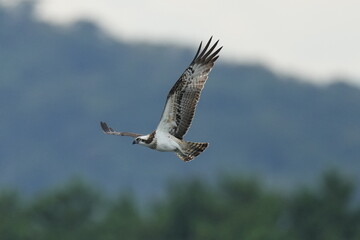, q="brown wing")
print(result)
[156,37,222,139]
[100,121,141,138]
